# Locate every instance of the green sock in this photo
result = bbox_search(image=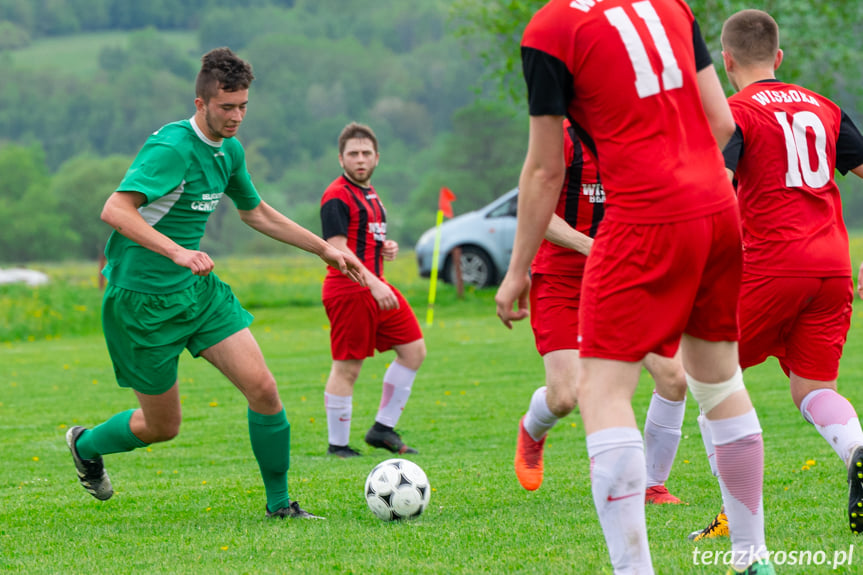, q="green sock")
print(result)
[76,409,149,460]
[248,407,291,512]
